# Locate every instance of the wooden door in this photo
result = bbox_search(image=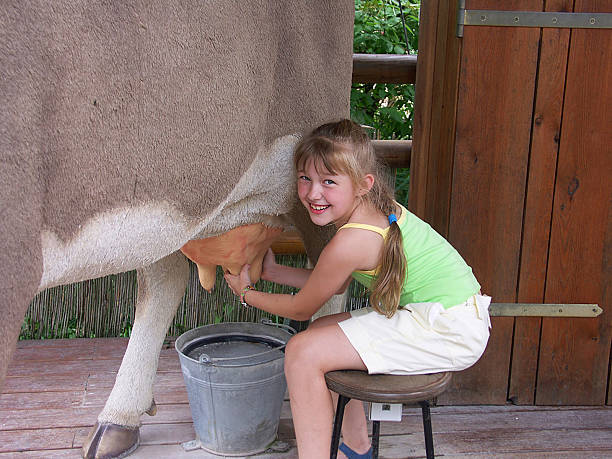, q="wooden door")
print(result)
[411,0,611,405]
